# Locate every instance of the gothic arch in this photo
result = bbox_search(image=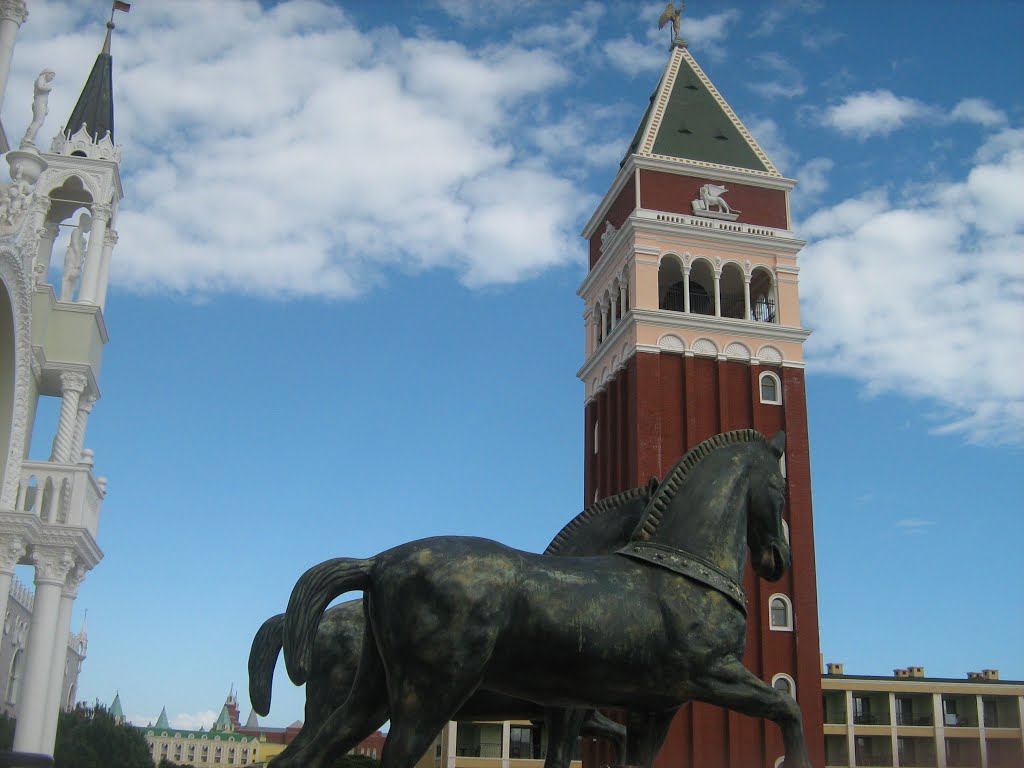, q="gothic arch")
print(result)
[0,246,33,509]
